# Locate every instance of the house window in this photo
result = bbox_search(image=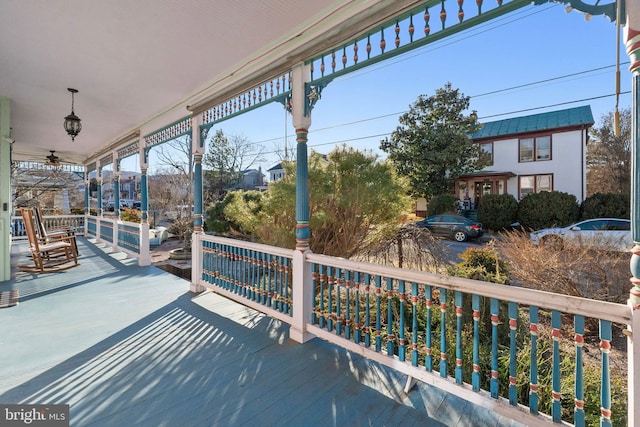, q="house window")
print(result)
[480,142,493,164]
[536,136,551,160]
[519,174,553,199]
[519,135,551,162]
